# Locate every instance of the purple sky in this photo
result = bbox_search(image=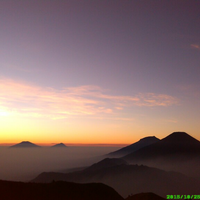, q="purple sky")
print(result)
[0,0,200,144]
